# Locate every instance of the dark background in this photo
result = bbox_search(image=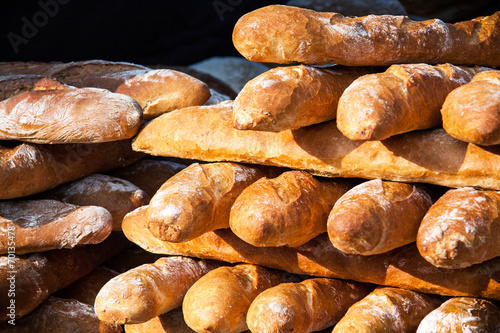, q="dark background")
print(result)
[1,0,499,67]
